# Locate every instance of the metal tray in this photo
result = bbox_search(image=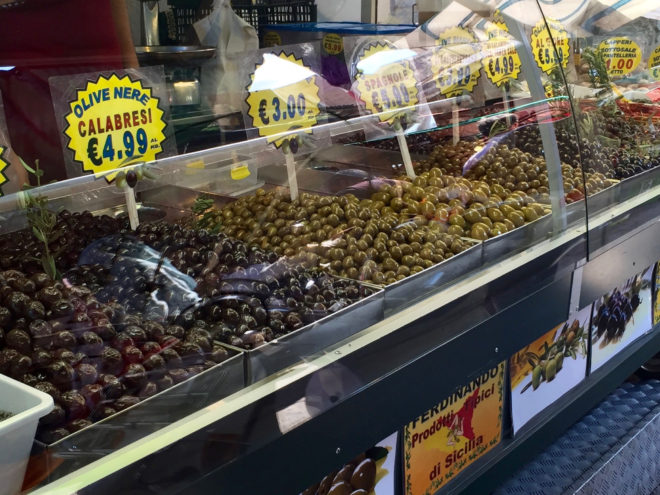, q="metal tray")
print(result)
[585,183,620,216]
[245,285,384,384]
[37,351,244,482]
[383,240,483,315]
[482,214,554,264]
[619,167,660,203]
[258,166,368,195]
